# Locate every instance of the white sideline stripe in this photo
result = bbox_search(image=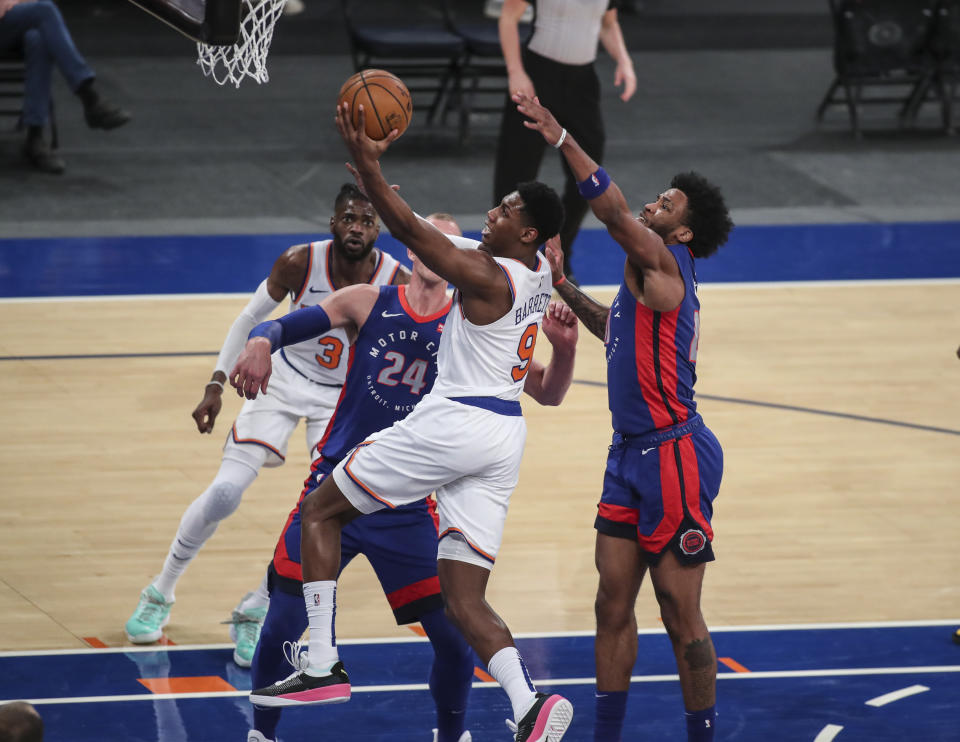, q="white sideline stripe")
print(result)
[11,666,960,706]
[2,278,960,304]
[813,724,845,742]
[2,619,958,657]
[865,684,930,707]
